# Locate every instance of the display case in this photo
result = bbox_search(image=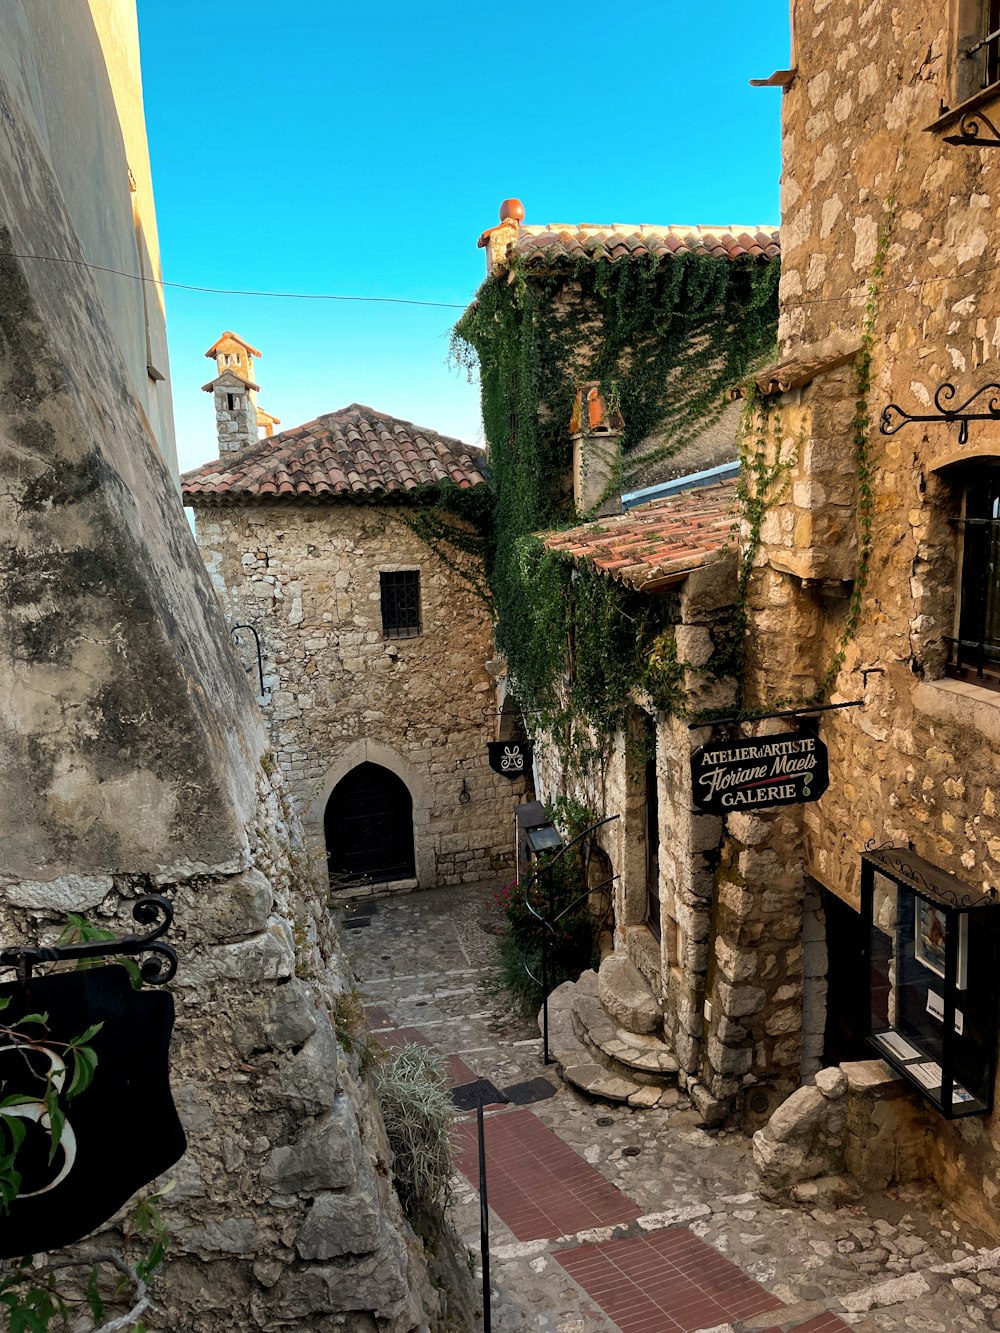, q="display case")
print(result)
[862,847,1000,1118]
